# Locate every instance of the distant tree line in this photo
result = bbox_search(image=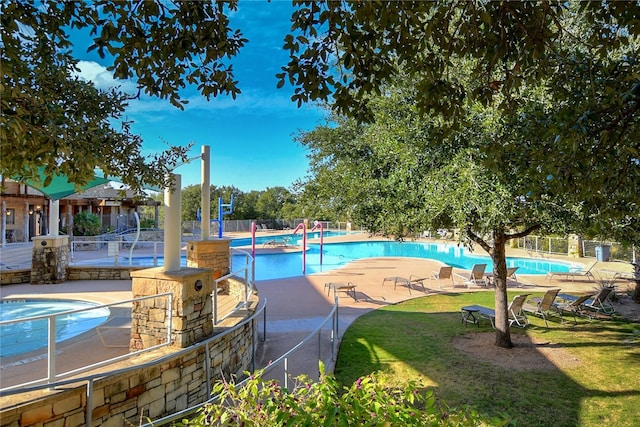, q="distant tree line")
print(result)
[177,184,307,222]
